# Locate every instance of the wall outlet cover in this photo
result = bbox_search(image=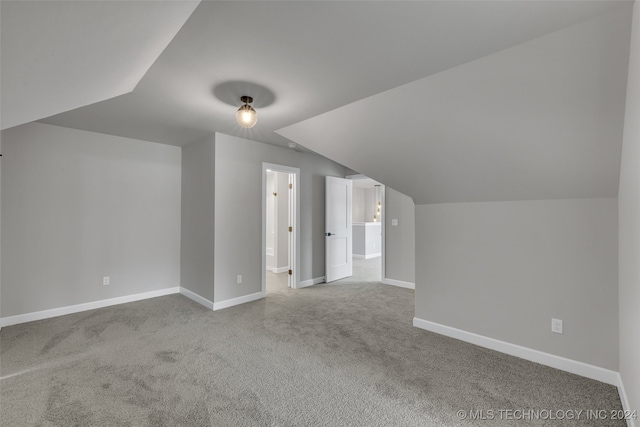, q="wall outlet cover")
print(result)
[551,318,563,334]
[103,276,110,286]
